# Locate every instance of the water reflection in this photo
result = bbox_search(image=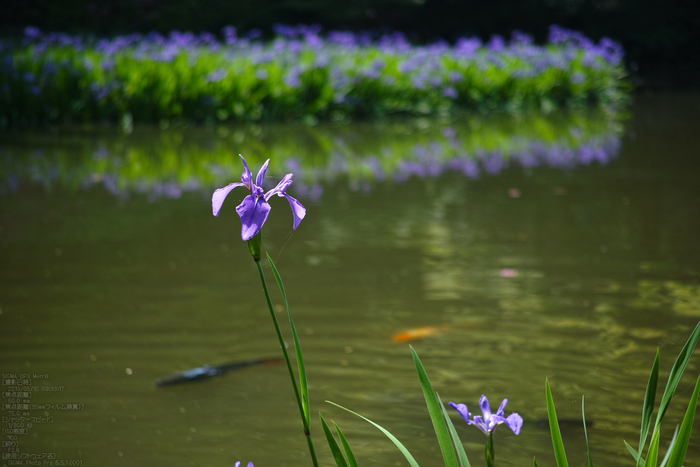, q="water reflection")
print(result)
[0,109,622,201]
[1,95,699,466]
